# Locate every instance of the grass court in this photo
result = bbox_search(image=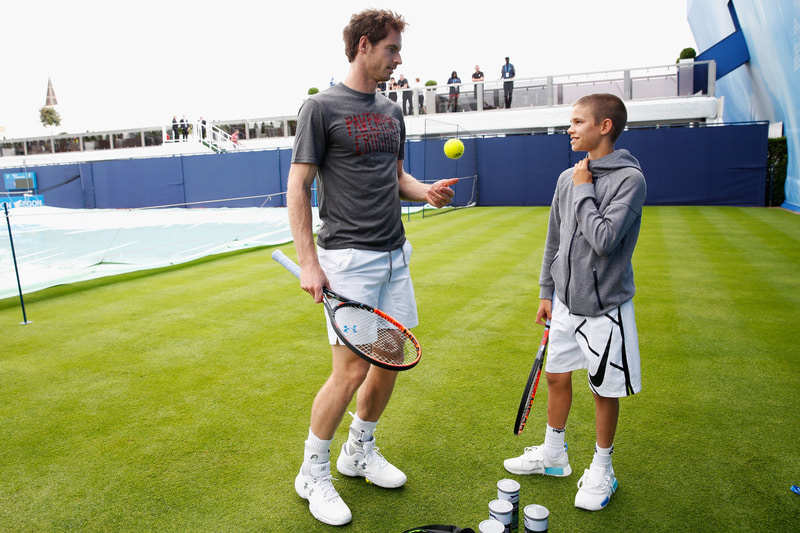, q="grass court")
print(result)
[1,206,799,532]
